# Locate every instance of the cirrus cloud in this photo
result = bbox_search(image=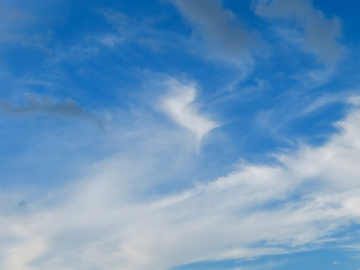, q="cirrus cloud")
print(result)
[0,93,360,270]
